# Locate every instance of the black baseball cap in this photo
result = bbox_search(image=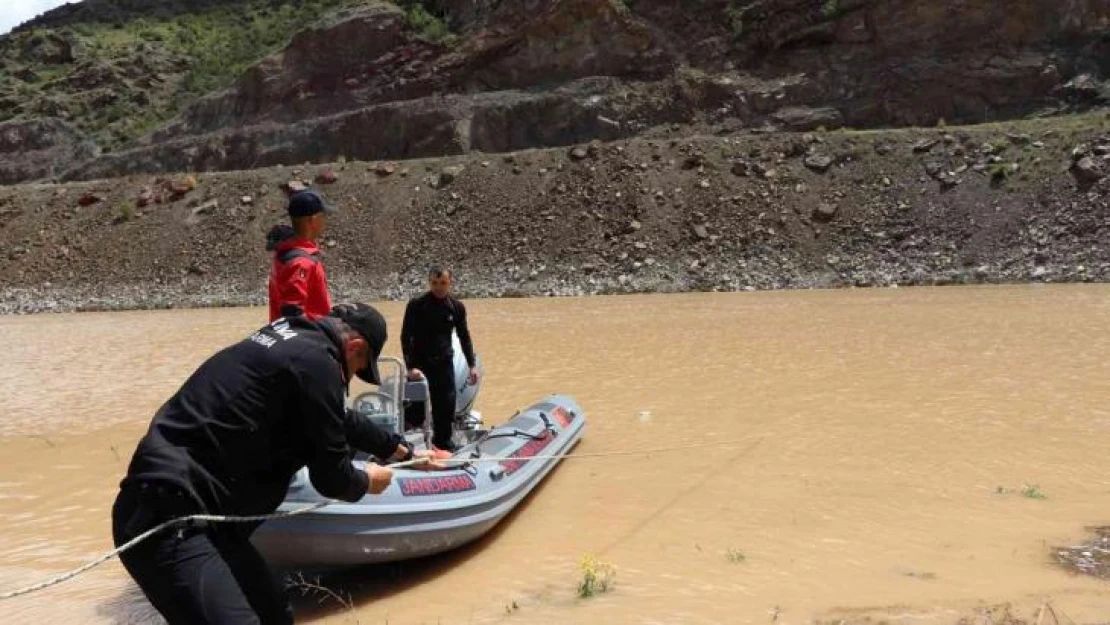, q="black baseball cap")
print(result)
[287,190,335,218]
[330,303,387,385]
